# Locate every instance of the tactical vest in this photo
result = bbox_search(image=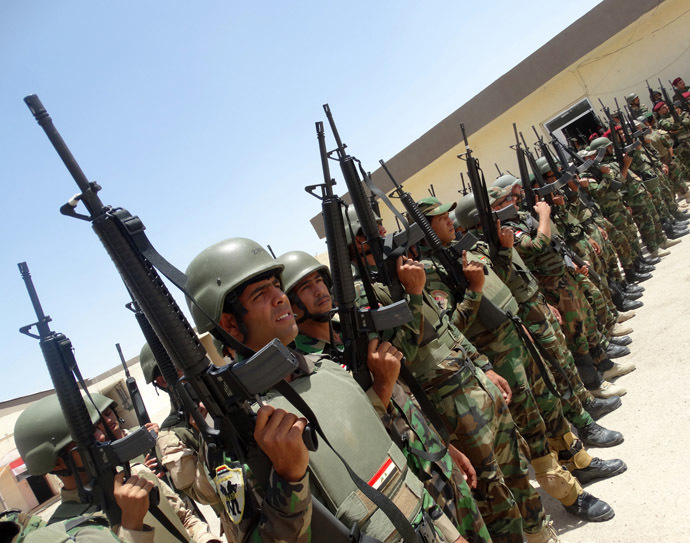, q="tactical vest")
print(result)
[509,214,566,278]
[503,248,540,304]
[265,358,425,542]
